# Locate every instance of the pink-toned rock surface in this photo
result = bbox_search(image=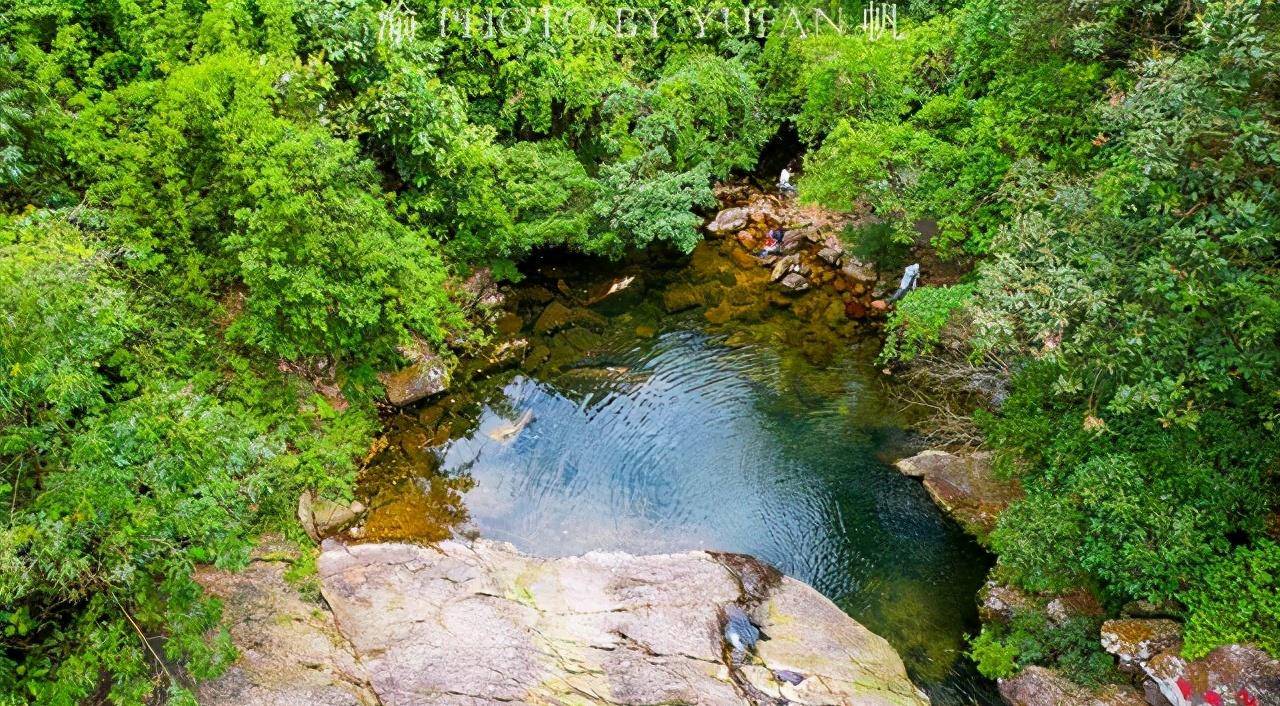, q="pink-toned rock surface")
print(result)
[316,538,929,705]
[196,539,377,706]
[998,666,1146,706]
